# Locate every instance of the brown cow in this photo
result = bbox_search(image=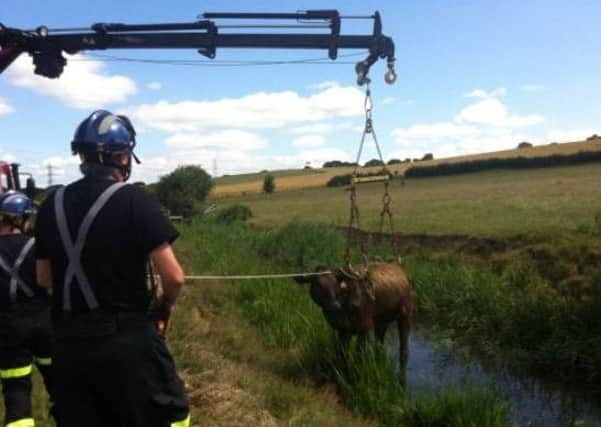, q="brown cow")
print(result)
[294,261,415,382]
